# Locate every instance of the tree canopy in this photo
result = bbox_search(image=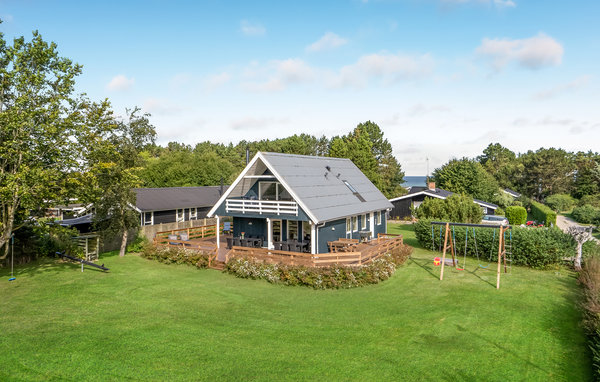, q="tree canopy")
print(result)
[432,158,499,203]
